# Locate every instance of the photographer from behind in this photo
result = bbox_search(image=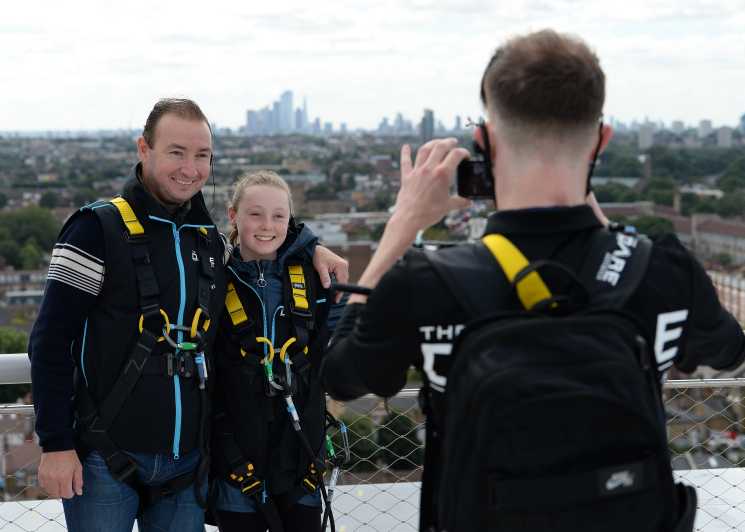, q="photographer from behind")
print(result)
[321,29,745,532]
